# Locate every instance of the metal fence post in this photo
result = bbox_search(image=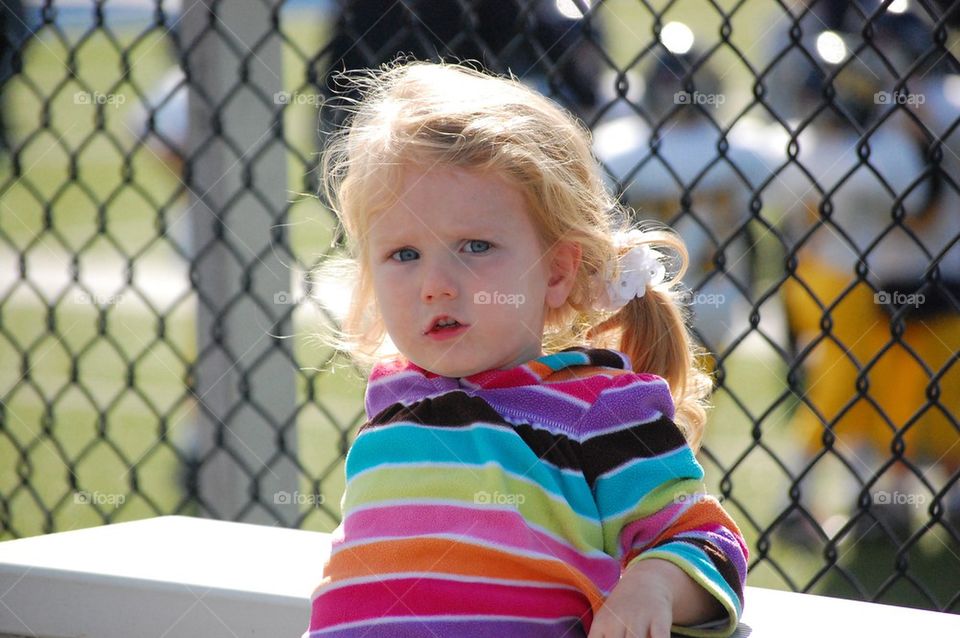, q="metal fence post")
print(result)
[181,0,298,526]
